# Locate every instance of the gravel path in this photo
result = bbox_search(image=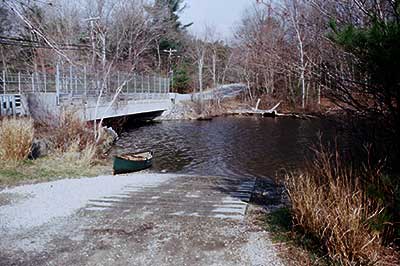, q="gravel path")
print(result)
[0,173,284,266]
[0,174,174,232]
